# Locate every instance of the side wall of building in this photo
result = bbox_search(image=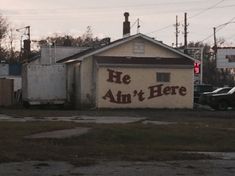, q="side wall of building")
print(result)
[76,37,194,109]
[66,63,77,107]
[79,56,95,108]
[22,64,66,105]
[96,66,193,109]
